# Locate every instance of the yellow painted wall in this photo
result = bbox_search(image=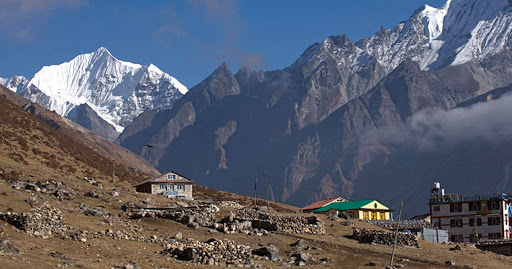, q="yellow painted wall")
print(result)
[325,208,391,220]
[357,210,391,220]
